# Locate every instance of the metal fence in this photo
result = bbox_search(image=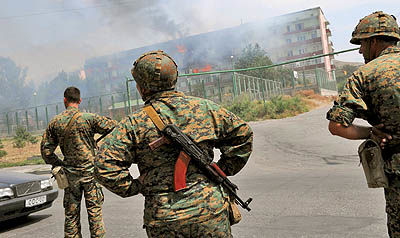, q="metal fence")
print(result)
[0,48,358,137]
